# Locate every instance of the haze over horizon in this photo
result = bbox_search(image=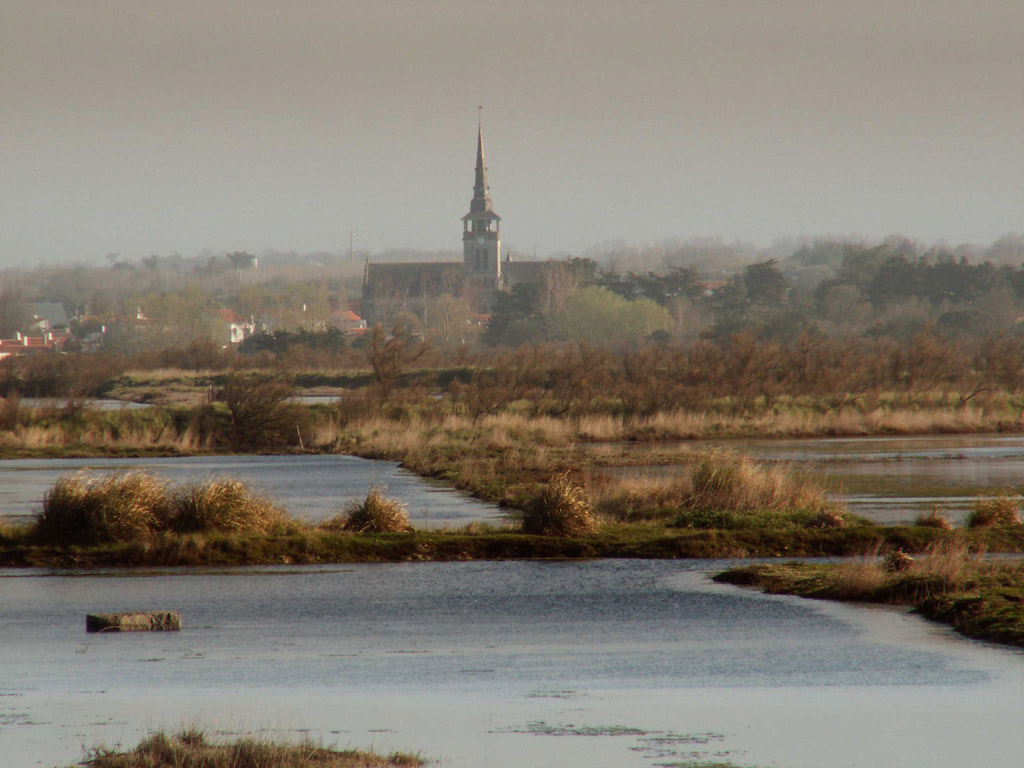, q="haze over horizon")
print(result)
[3,0,1022,267]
